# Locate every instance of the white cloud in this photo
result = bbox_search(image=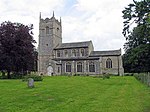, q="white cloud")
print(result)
[0,0,66,47]
[62,0,133,53]
[0,0,133,54]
